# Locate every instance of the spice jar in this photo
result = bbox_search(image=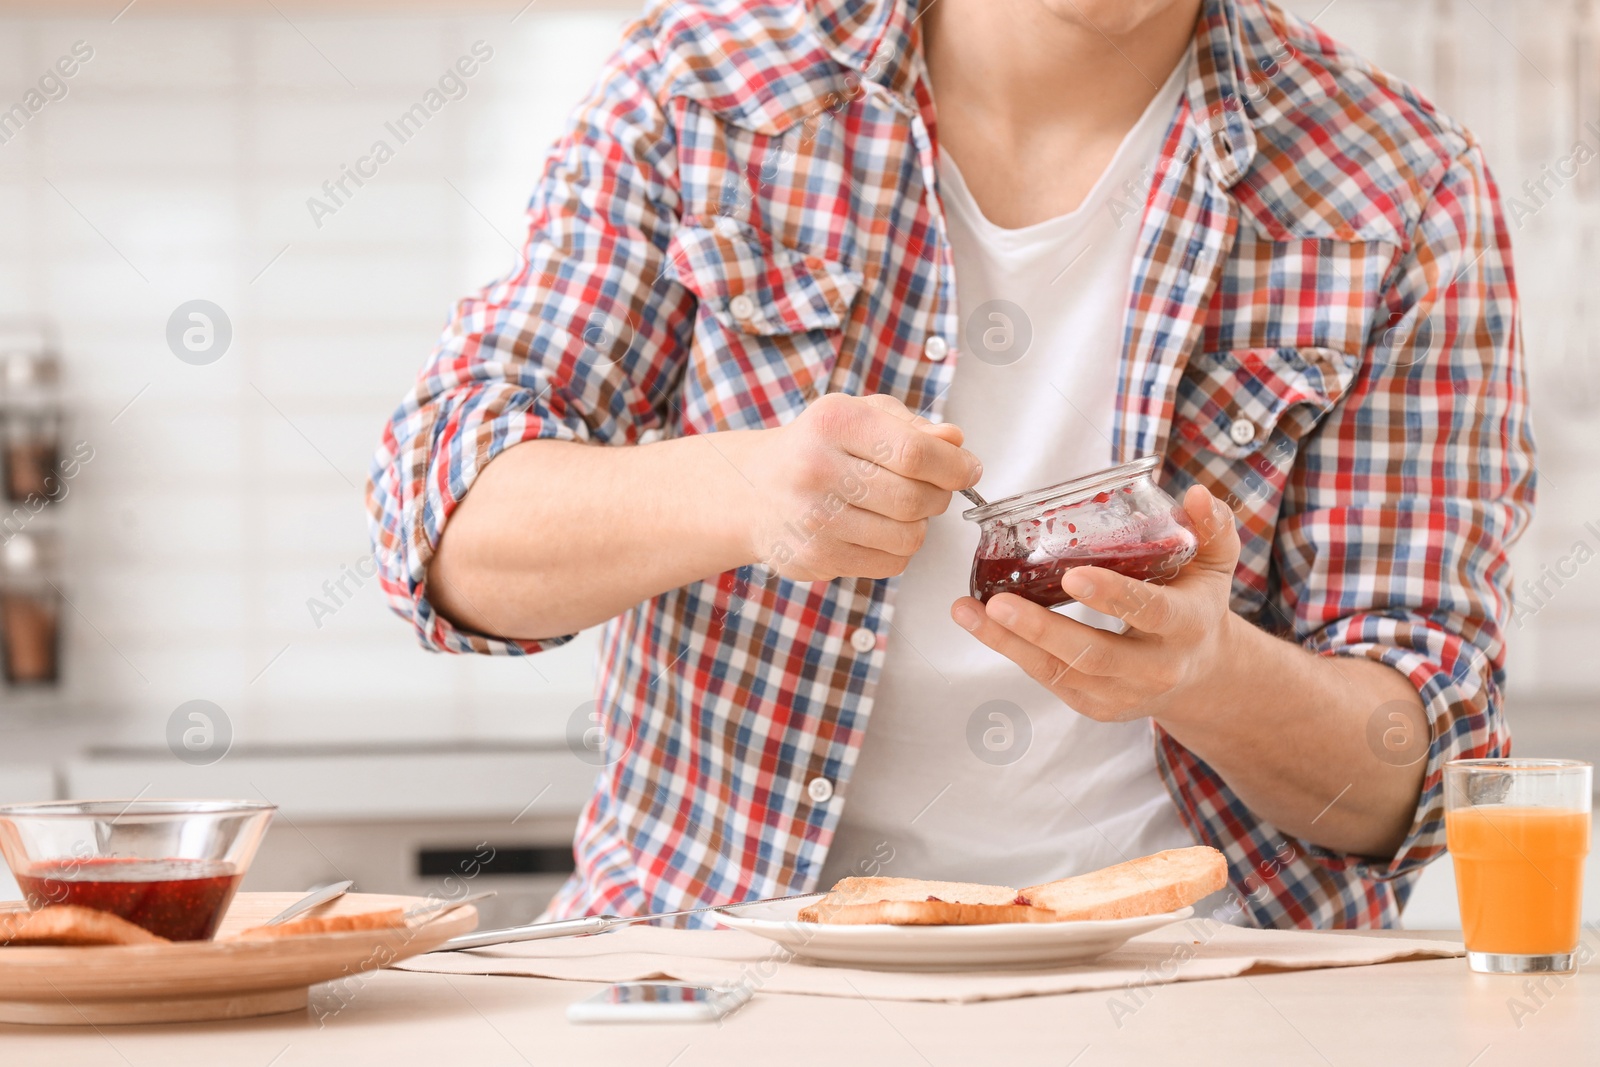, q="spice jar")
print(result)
[3,409,63,502]
[0,350,63,504]
[964,455,1198,609]
[1,533,61,686]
